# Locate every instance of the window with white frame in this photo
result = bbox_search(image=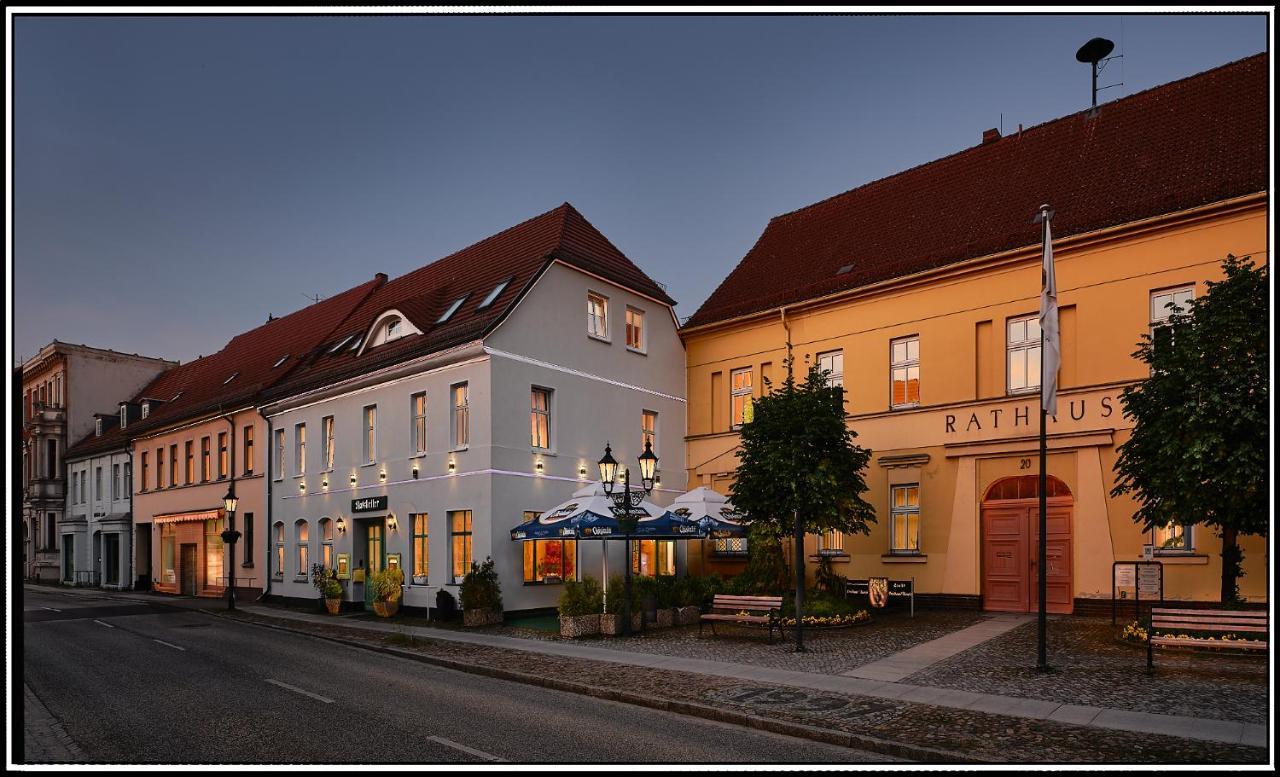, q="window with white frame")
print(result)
[730,367,753,429]
[626,307,645,351]
[890,336,920,408]
[295,520,309,577]
[362,405,377,463]
[1007,315,1042,395]
[412,513,429,583]
[411,394,426,455]
[294,424,306,475]
[451,384,469,449]
[890,484,921,554]
[273,522,285,578]
[273,429,285,480]
[530,387,551,450]
[1153,522,1193,554]
[817,350,844,388]
[385,317,402,341]
[1150,286,1194,352]
[587,292,609,340]
[112,463,120,501]
[450,510,473,584]
[321,416,334,470]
